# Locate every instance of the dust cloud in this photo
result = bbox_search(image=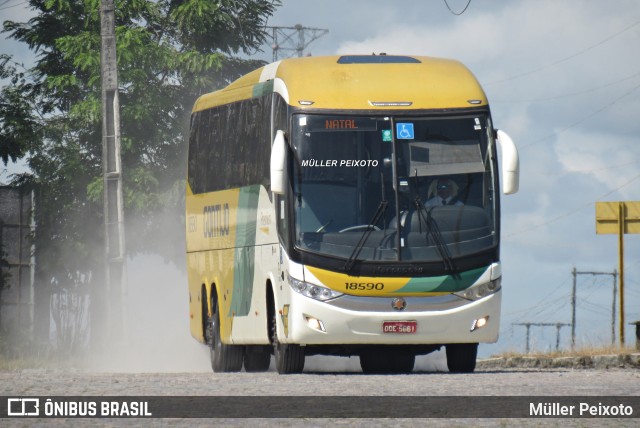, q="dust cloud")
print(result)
[85,252,452,374]
[84,257,448,374]
[87,254,210,373]
[84,249,450,374]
